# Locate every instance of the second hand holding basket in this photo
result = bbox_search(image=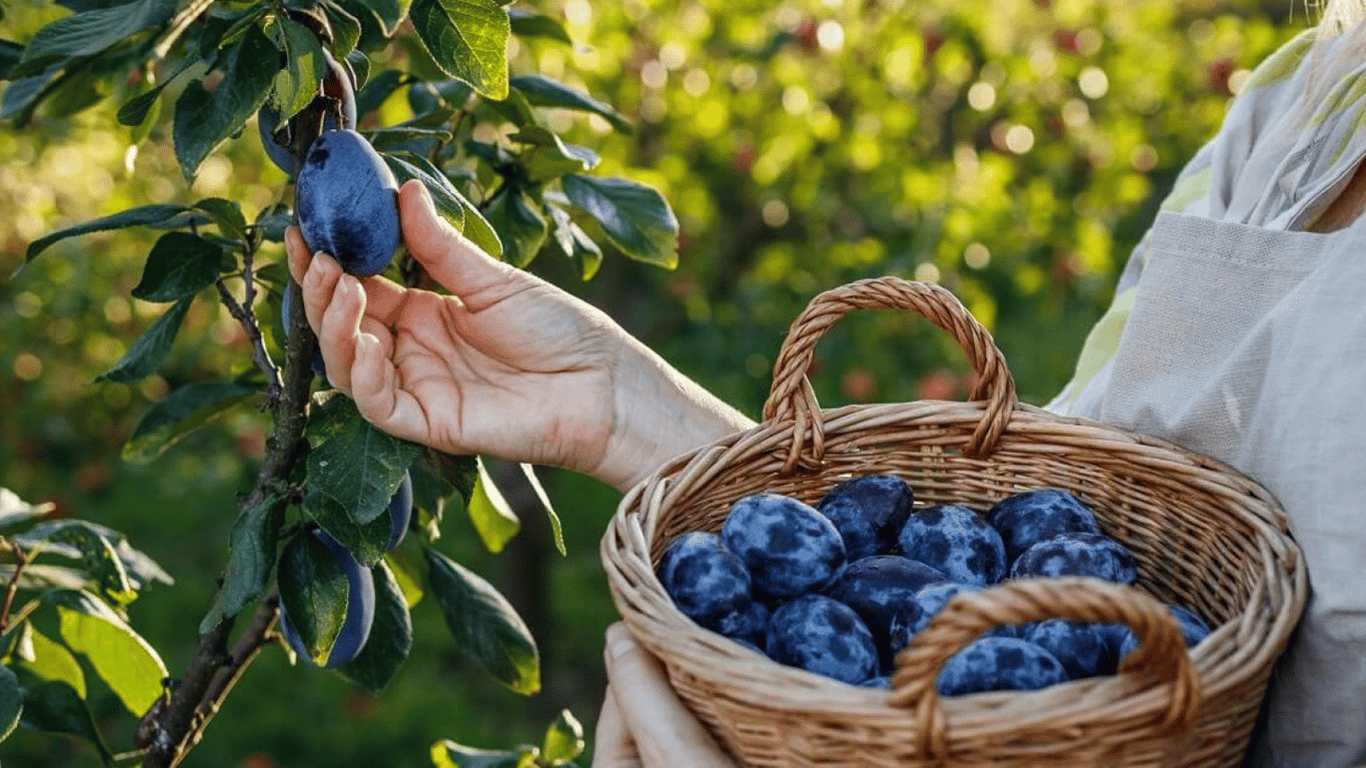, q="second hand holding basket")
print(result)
[602,277,1306,768]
